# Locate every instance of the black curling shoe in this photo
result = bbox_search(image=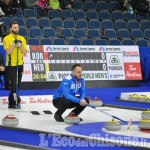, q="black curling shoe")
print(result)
[54,114,64,122]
